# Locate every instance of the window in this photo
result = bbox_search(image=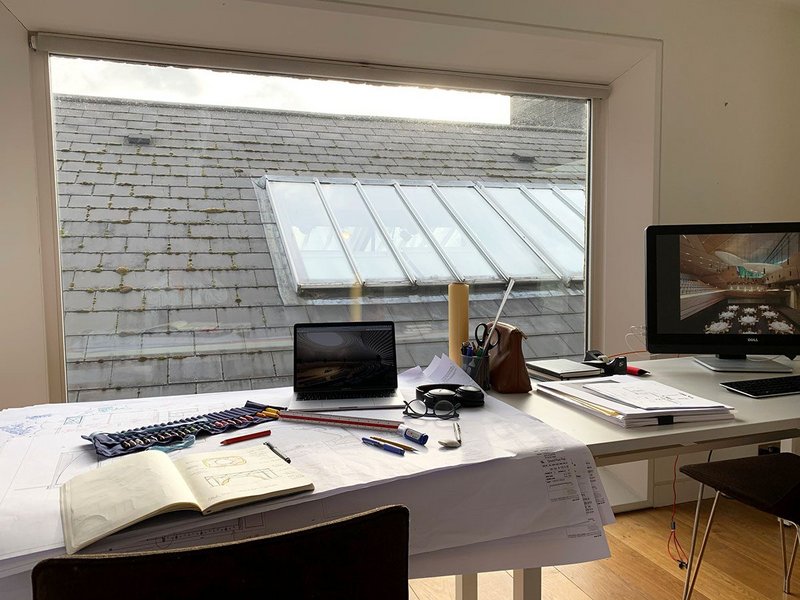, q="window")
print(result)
[49,56,590,402]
